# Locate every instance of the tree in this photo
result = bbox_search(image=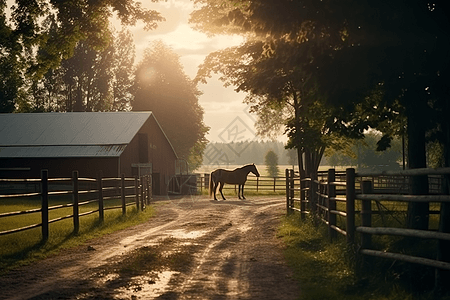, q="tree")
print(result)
[0,1,23,112]
[191,0,450,230]
[193,10,362,179]
[132,41,209,171]
[1,0,164,110]
[111,29,135,111]
[264,150,279,178]
[324,132,402,171]
[16,27,136,113]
